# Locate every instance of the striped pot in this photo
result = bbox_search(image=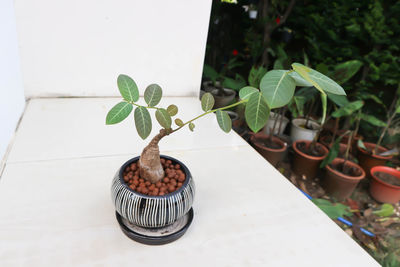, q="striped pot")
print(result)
[111,155,195,228]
